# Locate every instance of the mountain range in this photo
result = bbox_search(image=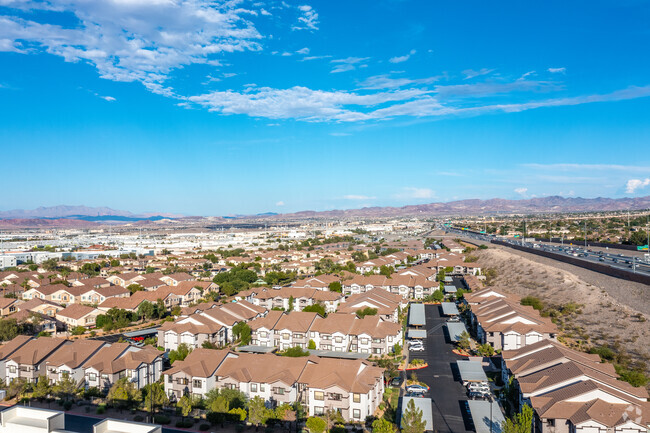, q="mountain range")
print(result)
[1,196,649,227]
